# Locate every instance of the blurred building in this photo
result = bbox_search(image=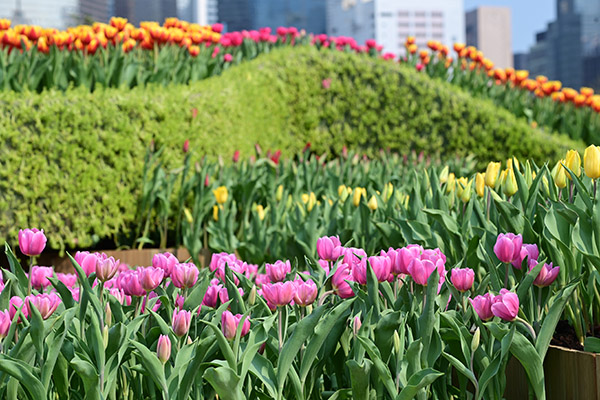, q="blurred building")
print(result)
[465,7,512,69]
[178,0,218,25]
[326,0,465,57]
[218,0,325,33]
[0,0,78,29]
[78,0,112,24]
[112,0,178,25]
[513,52,528,71]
